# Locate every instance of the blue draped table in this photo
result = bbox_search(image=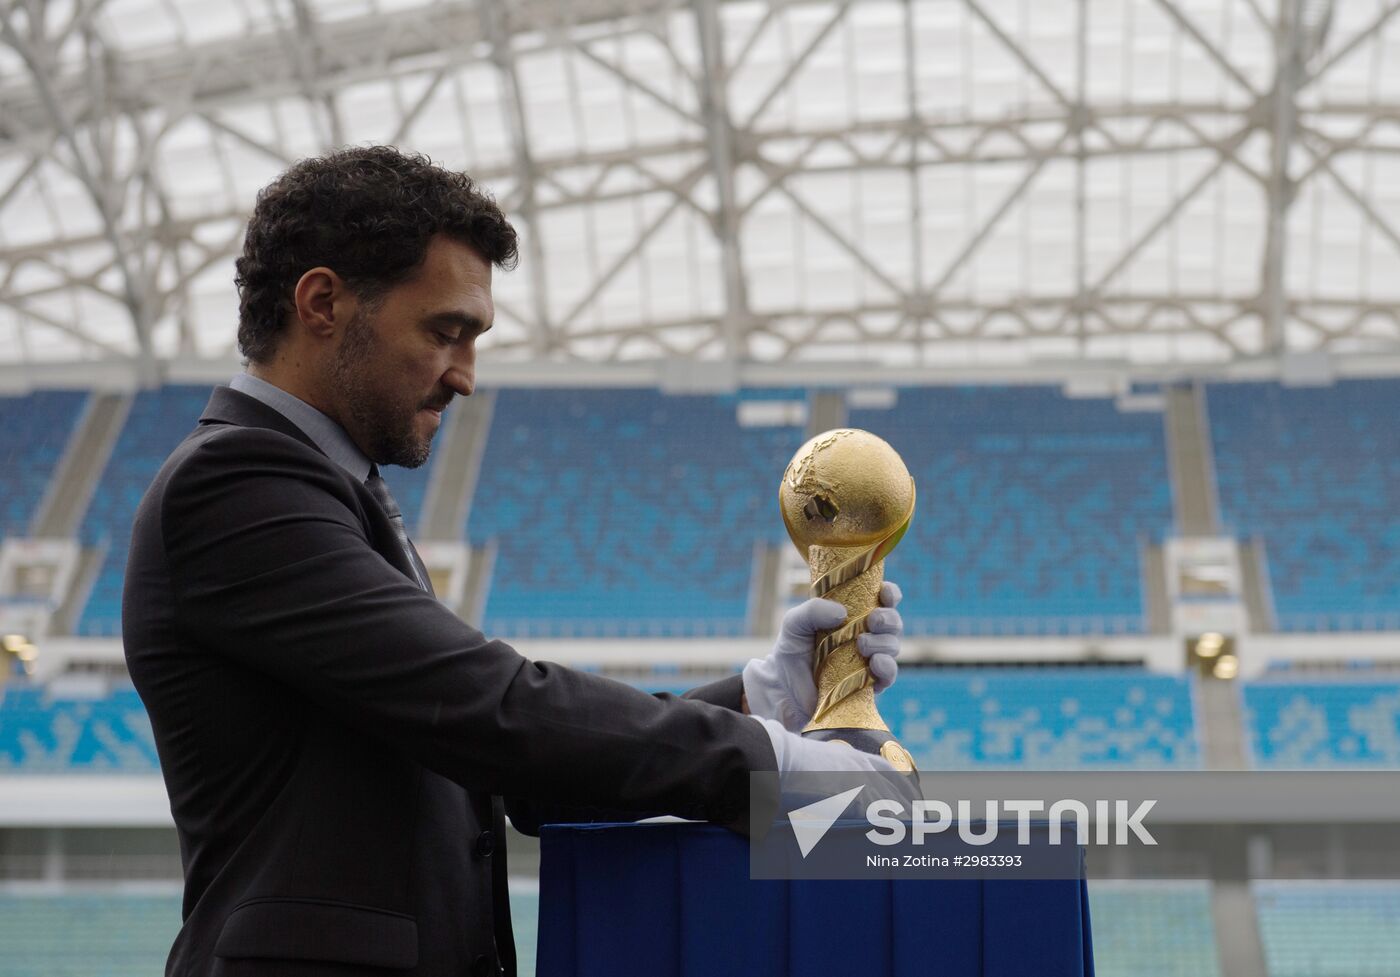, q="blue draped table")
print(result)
[536,822,1094,977]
